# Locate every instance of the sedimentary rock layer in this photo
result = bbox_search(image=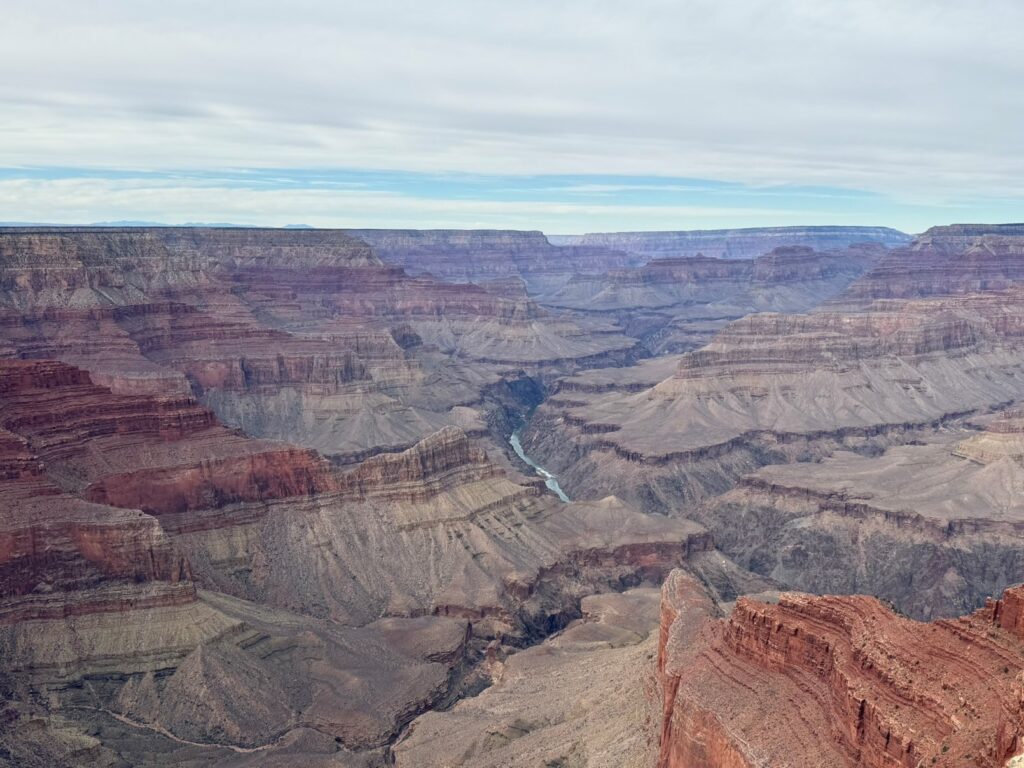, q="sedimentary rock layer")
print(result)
[834,224,1024,306]
[394,589,664,768]
[0,227,638,462]
[697,423,1024,619]
[536,244,887,354]
[347,228,644,294]
[658,570,1024,768]
[525,232,1024,513]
